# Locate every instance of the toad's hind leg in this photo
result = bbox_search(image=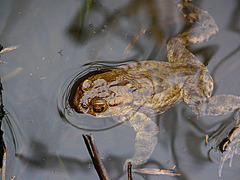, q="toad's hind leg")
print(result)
[123,112,159,169]
[183,93,240,117]
[167,1,219,65]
